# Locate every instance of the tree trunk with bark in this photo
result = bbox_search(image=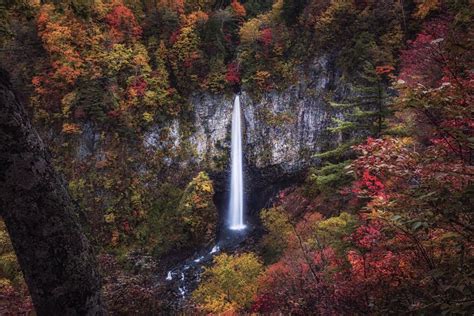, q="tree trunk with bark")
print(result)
[0,69,103,315]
